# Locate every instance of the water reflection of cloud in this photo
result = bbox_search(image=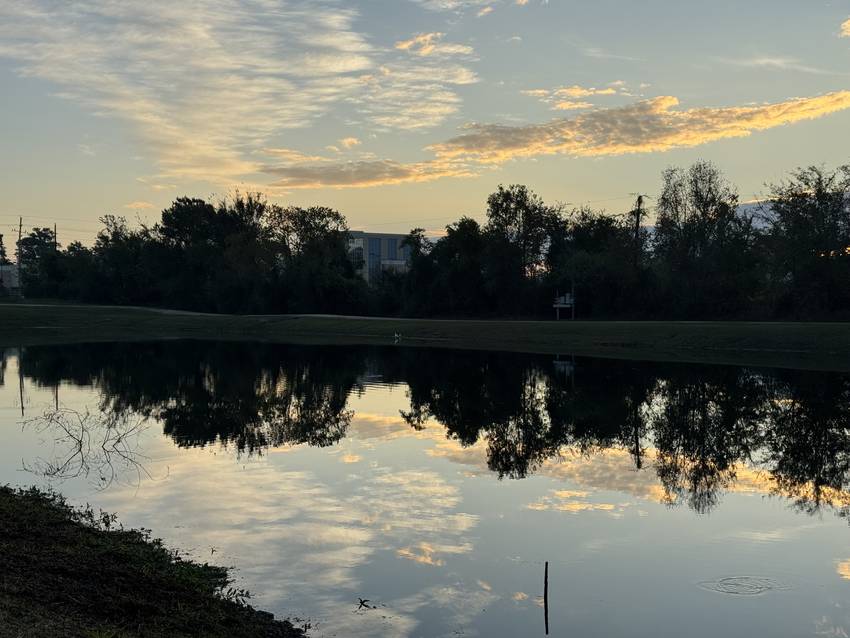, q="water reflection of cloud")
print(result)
[397,541,473,567]
[96,446,480,637]
[527,489,627,516]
